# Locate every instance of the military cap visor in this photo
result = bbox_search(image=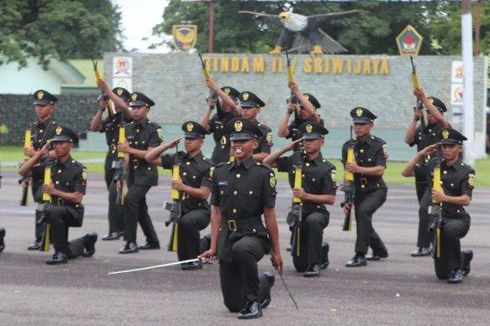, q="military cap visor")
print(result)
[226,118,263,141]
[182,121,208,139]
[300,122,329,140]
[221,86,240,99]
[352,117,373,124]
[51,126,79,145]
[439,128,467,145]
[129,92,155,107]
[350,107,376,124]
[428,97,447,112]
[32,90,57,105]
[239,91,265,108]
